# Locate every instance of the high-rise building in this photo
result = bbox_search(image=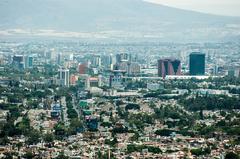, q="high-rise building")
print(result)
[101,55,113,70]
[114,53,140,76]
[45,51,53,60]
[24,56,33,68]
[78,63,88,74]
[158,59,181,78]
[68,53,74,61]
[109,70,126,88]
[57,53,62,65]
[12,55,24,70]
[116,53,129,64]
[189,52,205,75]
[91,55,101,67]
[228,67,240,78]
[58,68,70,87]
[0,54,5,65]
